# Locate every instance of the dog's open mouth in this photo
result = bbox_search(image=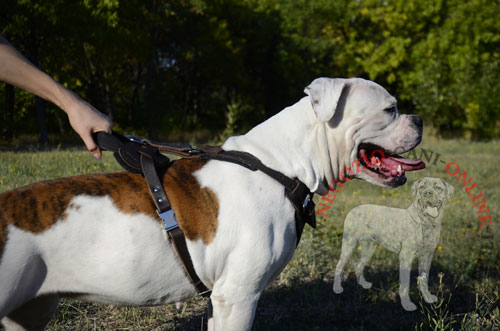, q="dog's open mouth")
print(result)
[423,200,442,218]
[358,143,426,186]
